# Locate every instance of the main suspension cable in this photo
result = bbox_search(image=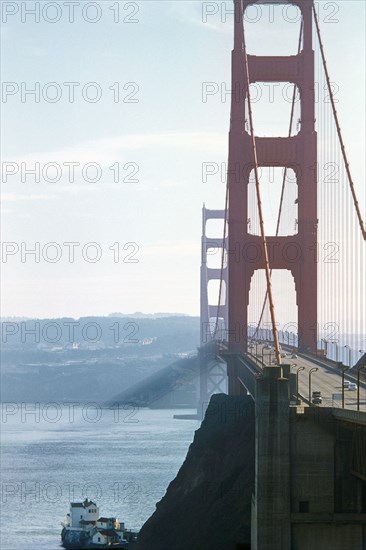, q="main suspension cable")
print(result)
[313,4,366,241]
